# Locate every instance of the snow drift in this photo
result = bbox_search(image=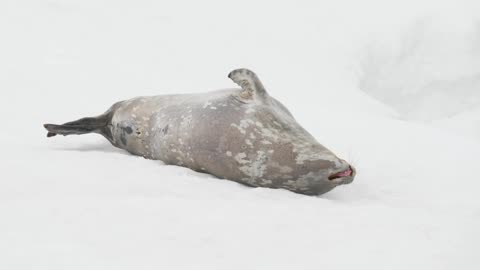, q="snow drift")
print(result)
[0,0,479,269]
